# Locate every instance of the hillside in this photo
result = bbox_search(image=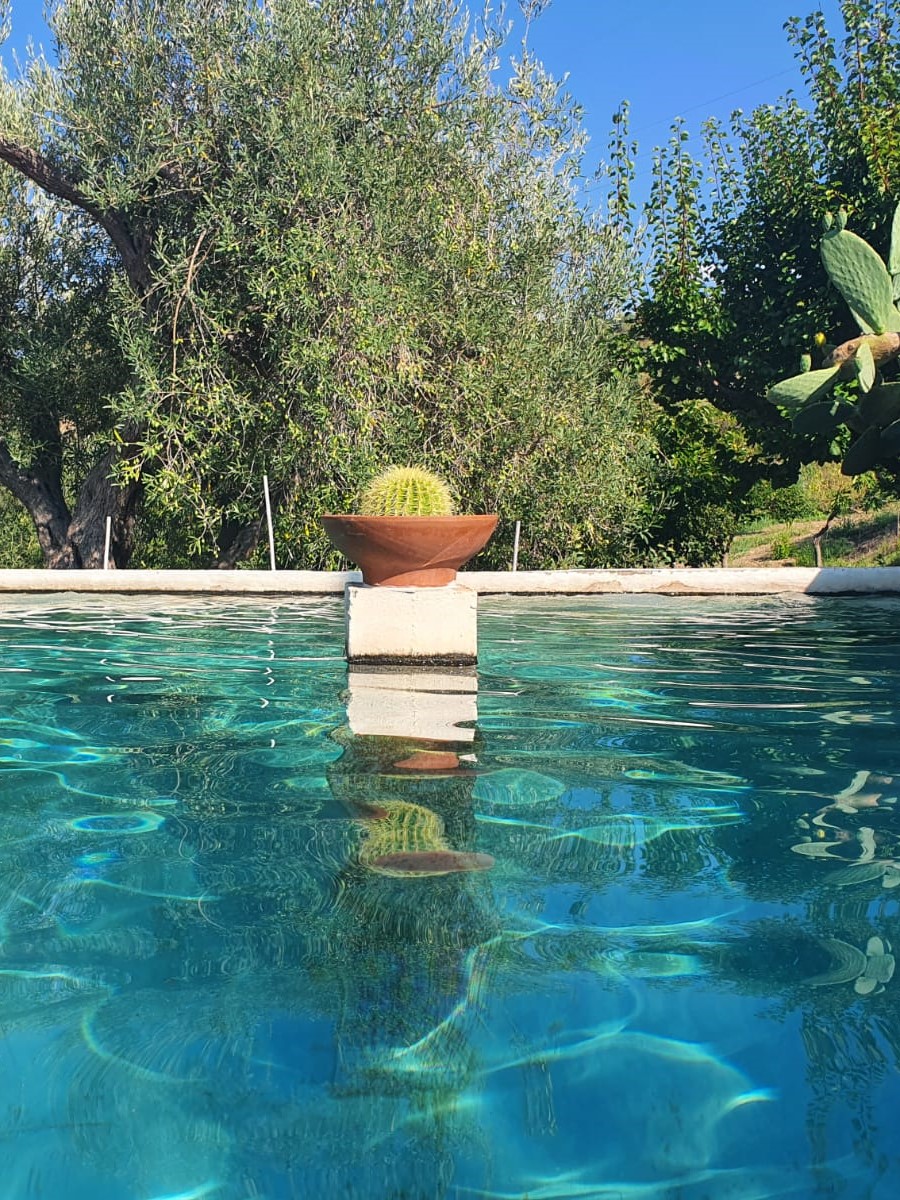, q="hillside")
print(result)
[728,507,900,568]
